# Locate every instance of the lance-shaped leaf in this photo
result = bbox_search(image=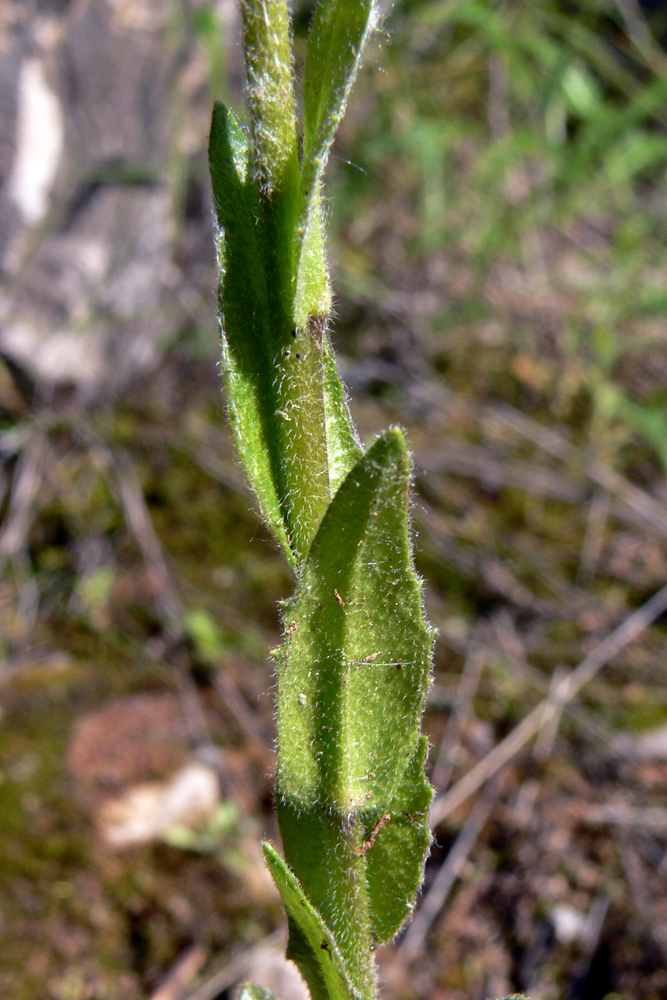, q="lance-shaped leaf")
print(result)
[263,842,363,1000]
[276,427,434,812]
[274,429,434,950]
[209,103,294,562]
[210,106,359,564]
[294,0,377,325]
